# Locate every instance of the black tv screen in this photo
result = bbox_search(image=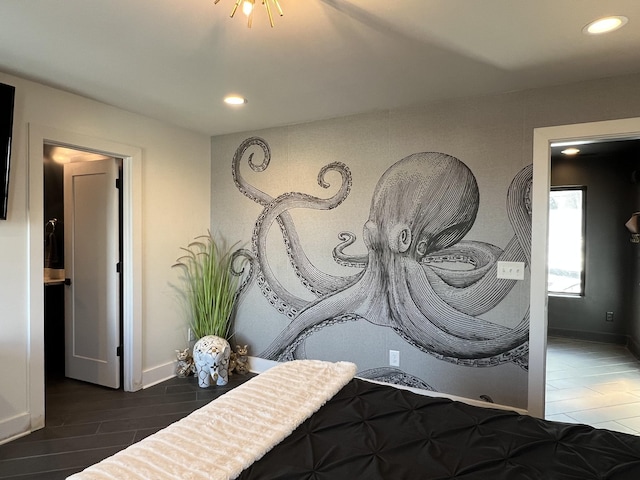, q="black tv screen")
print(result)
[0,82,15,220]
